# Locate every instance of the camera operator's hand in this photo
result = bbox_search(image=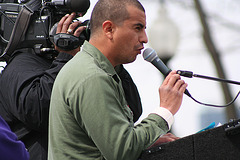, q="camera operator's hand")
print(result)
[55,12,87,56]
